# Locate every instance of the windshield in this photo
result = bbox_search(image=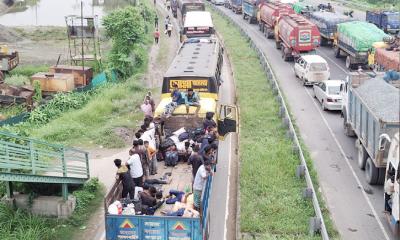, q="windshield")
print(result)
[310,63,328,71]
[328,86,341,95]
[387,14,400,23]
